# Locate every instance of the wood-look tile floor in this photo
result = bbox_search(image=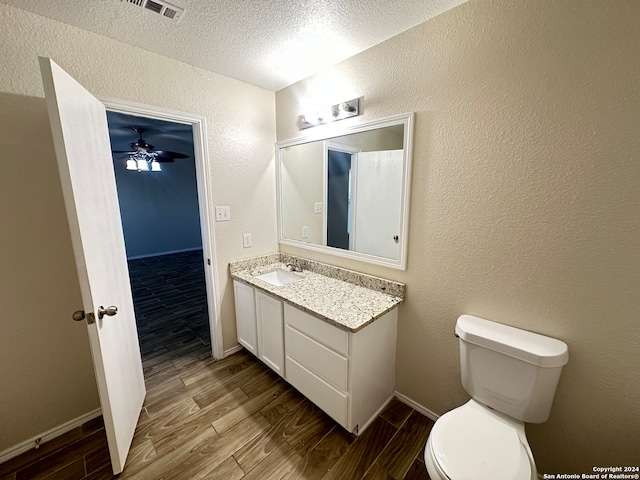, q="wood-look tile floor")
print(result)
[0,251,434,480]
